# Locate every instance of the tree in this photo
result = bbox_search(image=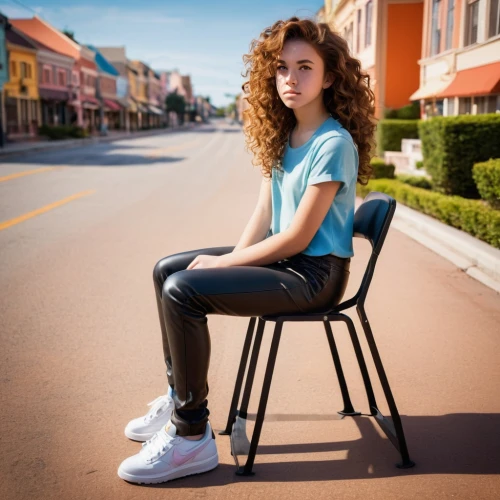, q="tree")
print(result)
[165,93,186,125]
[226,102,236,118]
[62,29,77,42]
